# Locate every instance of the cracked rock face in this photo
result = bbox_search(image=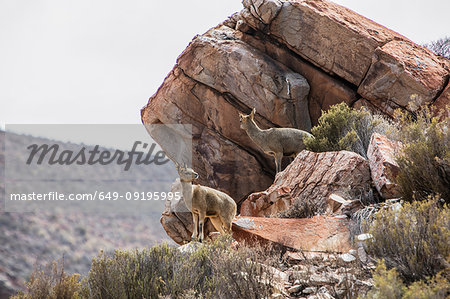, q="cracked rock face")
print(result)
[358,40,449,109]
[367,133,402,199]
[242,0,409,86]
[238,0,449,114]
[178,29,311,130]
[240,150,371,217]
[142,26,312,208]
[232,215,352,252]
[142,0,449,244]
